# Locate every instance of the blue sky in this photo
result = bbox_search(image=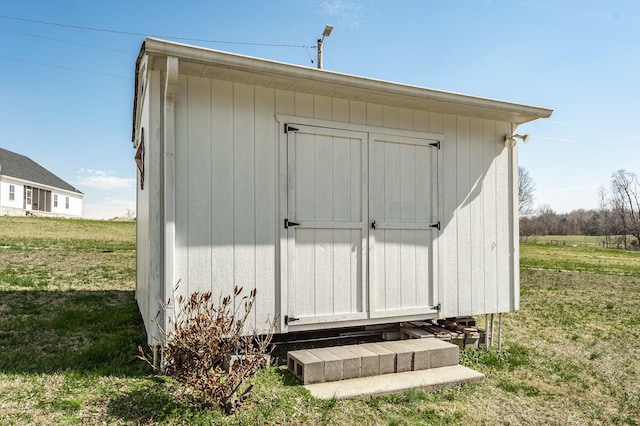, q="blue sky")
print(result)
[1,1,638,218]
